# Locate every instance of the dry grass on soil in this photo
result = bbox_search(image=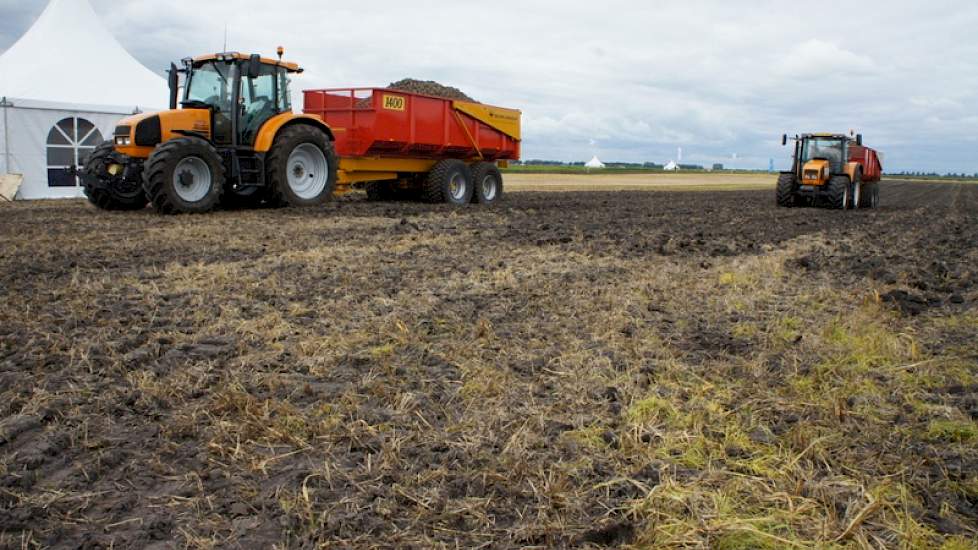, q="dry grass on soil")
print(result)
[0,181,976,549]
